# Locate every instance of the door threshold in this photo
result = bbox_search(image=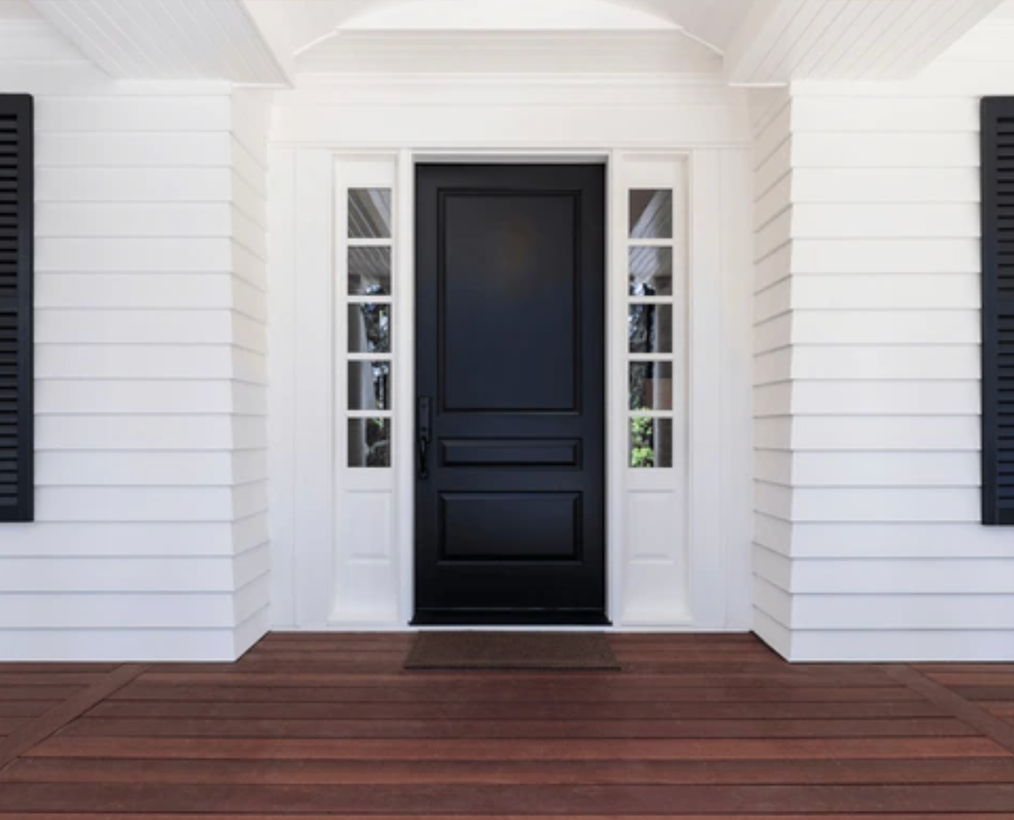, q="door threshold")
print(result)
[412,610,611,627]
